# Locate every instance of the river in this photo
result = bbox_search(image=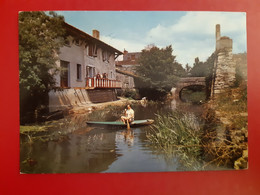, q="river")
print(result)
[20,100,204,174]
